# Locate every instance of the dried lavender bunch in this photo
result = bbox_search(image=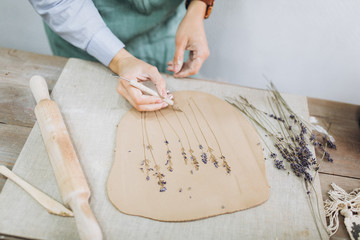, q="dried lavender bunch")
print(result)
[227,82,336,183]
[228,85,336,237]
